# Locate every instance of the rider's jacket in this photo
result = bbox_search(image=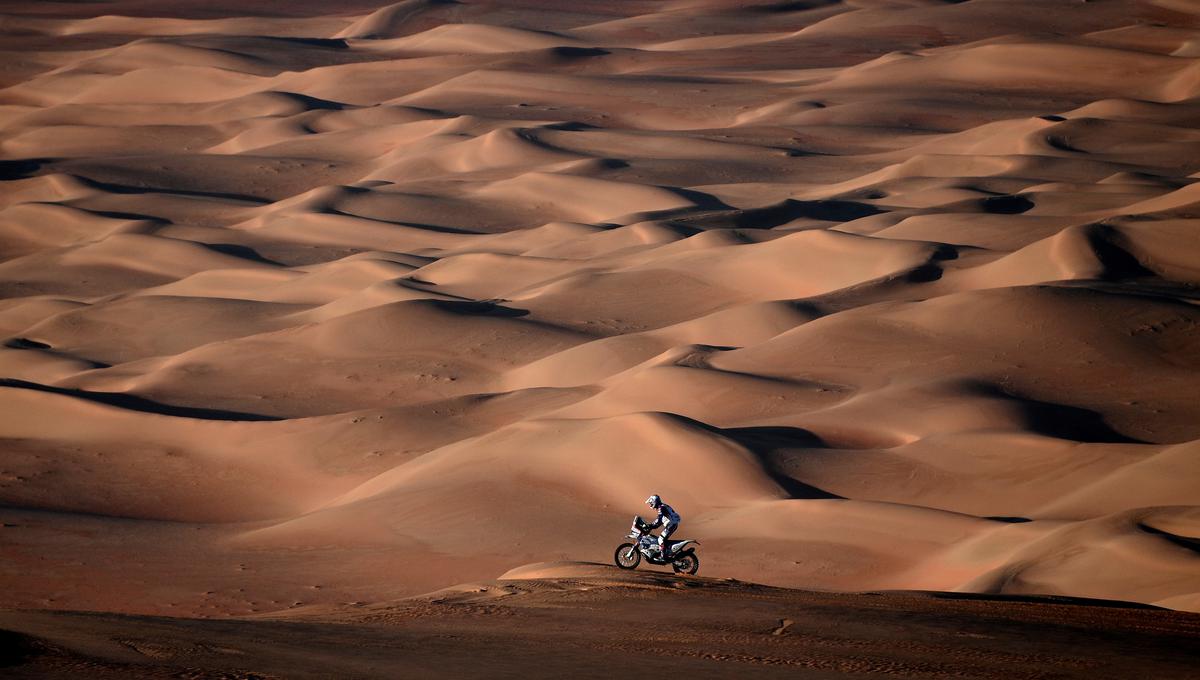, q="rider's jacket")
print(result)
[648,502,680,529]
